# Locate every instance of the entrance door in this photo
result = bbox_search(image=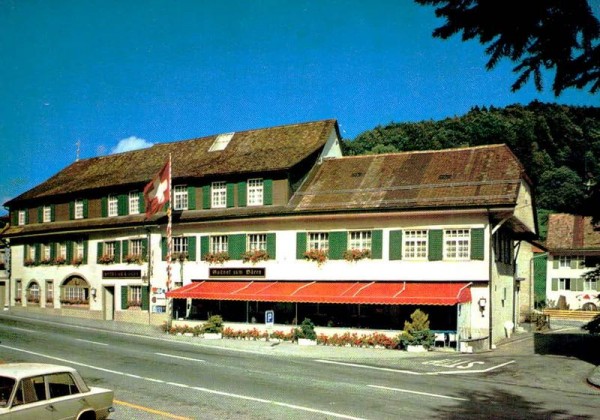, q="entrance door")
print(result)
[0,281,5,309]
[103,286,115,320]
